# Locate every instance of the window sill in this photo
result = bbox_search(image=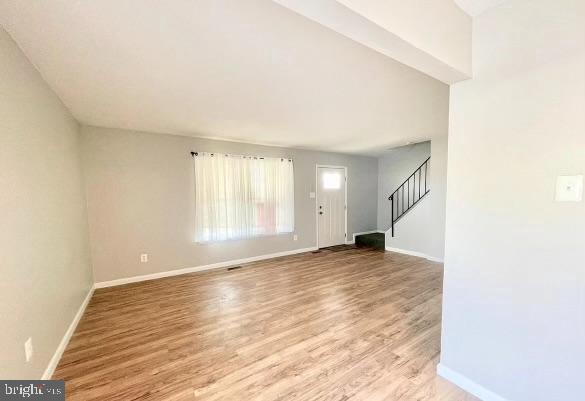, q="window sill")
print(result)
[193,231,294,245]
